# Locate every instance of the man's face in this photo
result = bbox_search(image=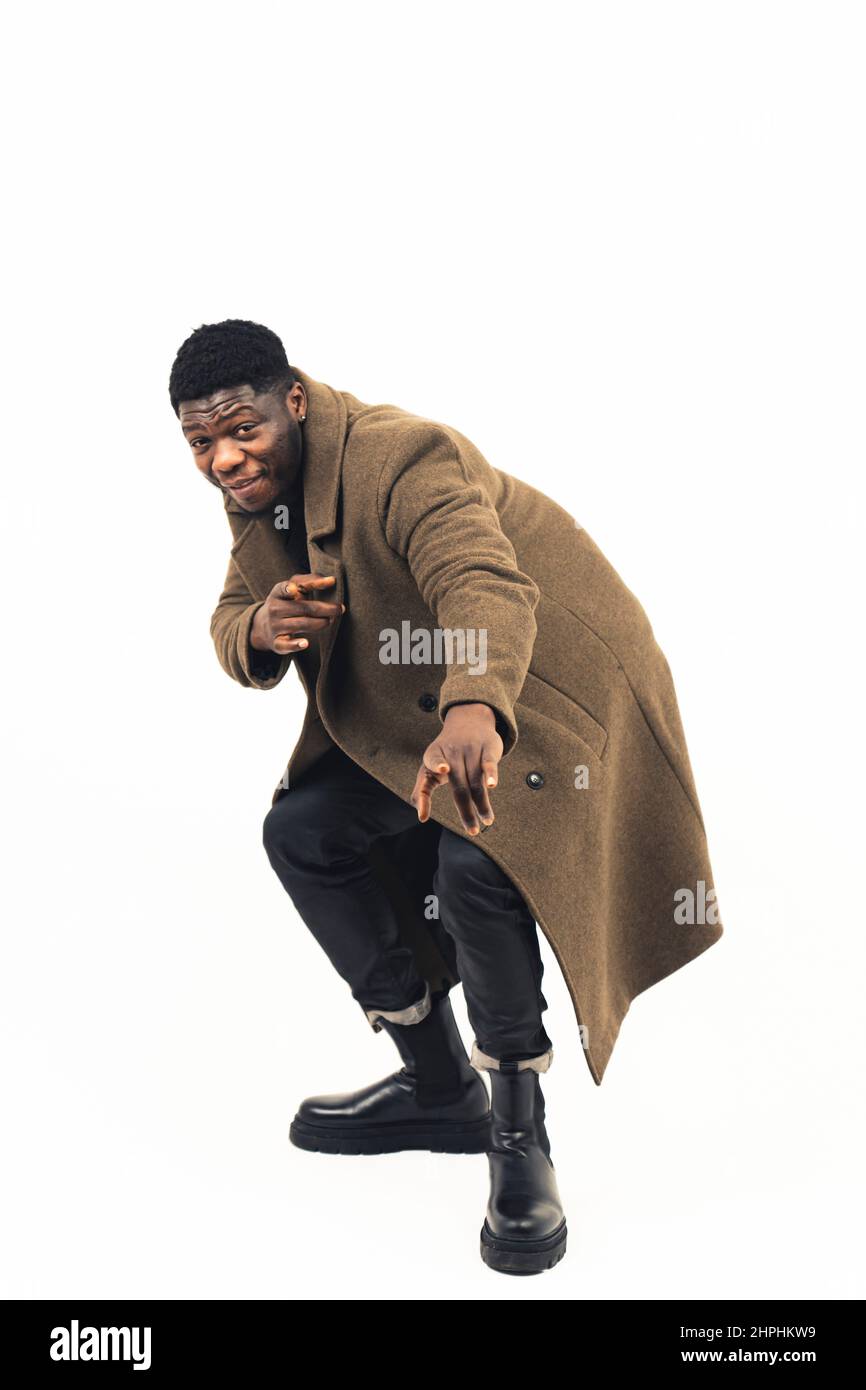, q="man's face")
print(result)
[179,382,306,513]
